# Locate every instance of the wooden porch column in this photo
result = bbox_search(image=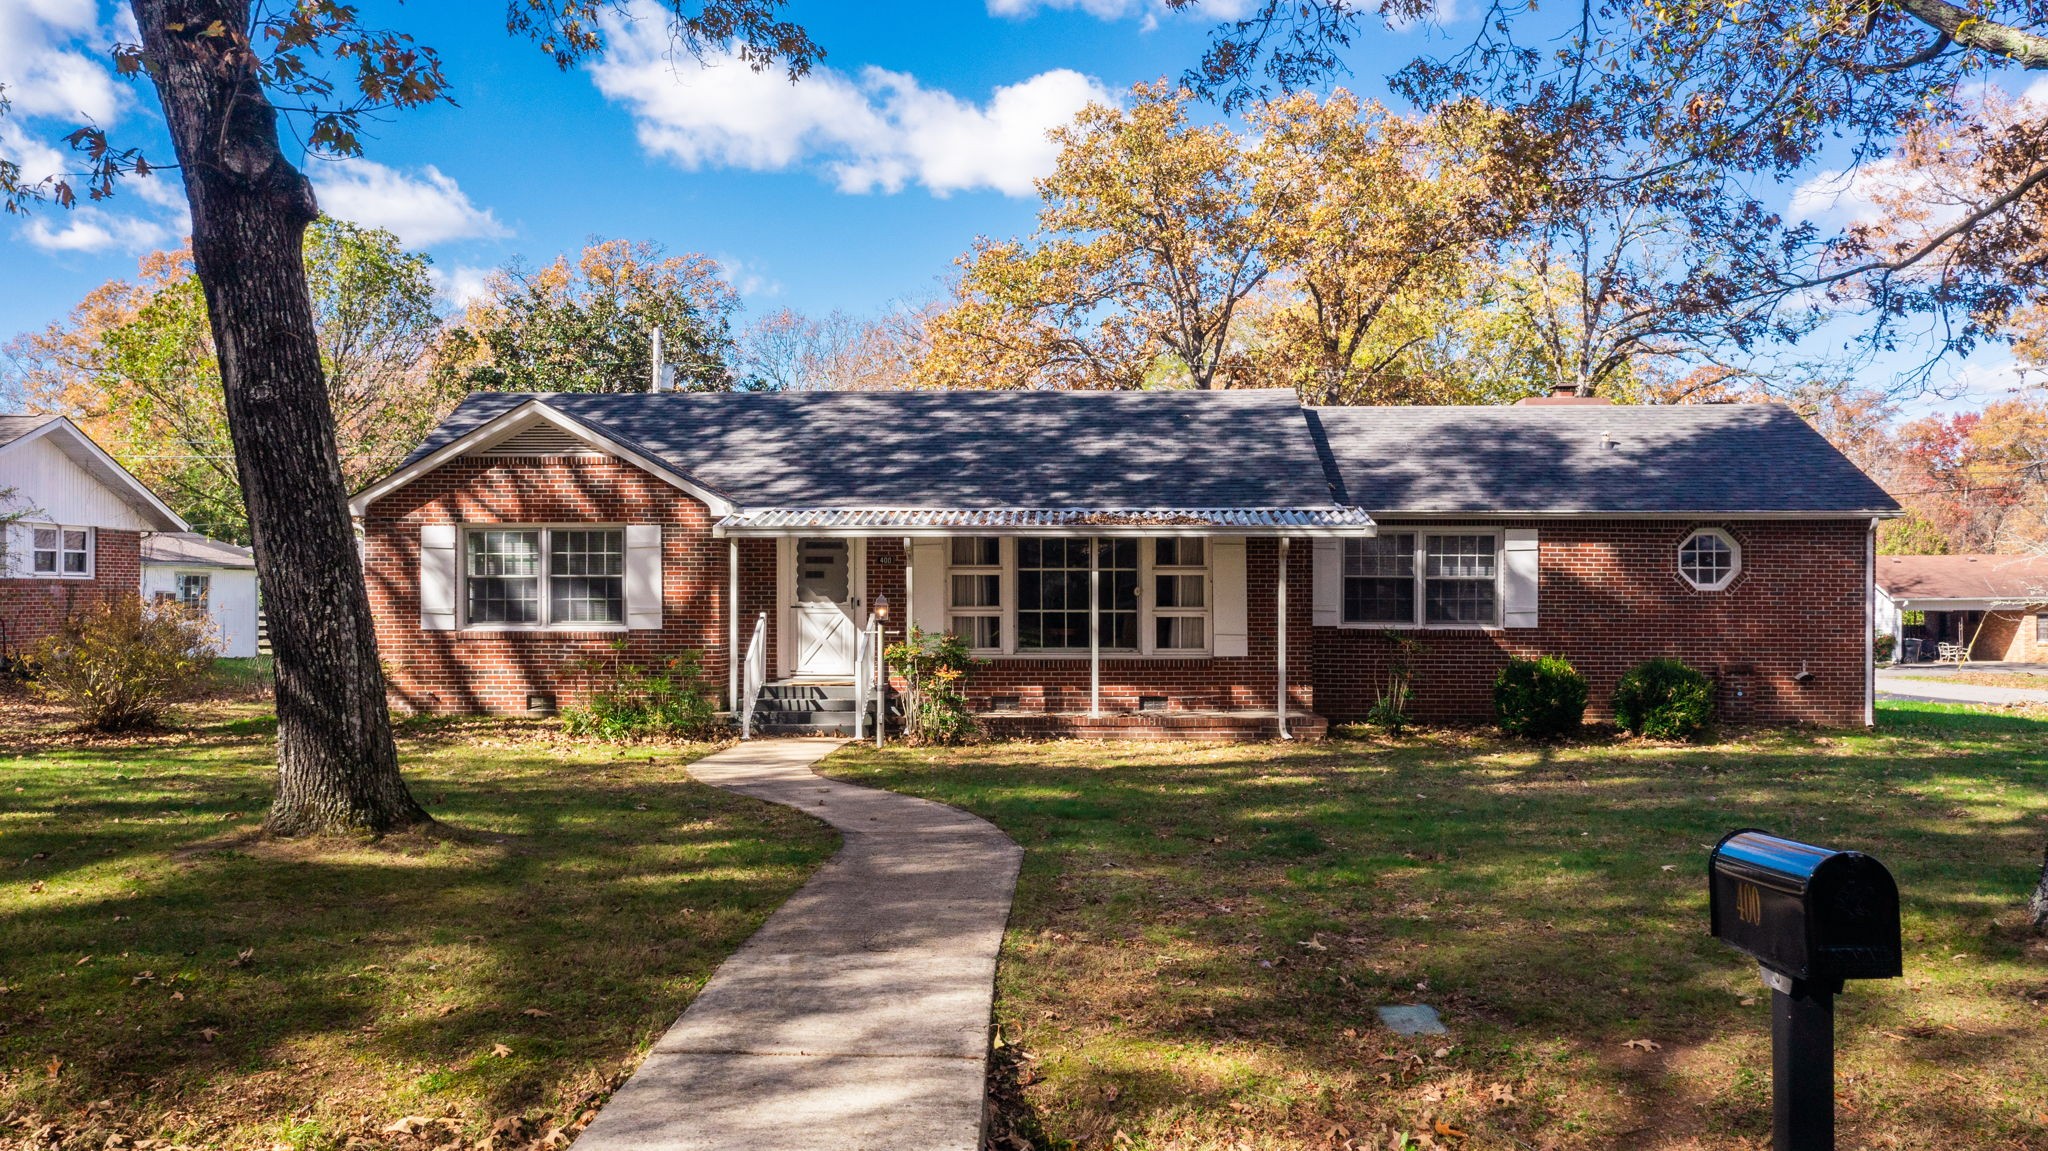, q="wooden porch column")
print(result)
[727,538,739,710]
[1089,537,1102,717]
[1277,537,1291,741]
